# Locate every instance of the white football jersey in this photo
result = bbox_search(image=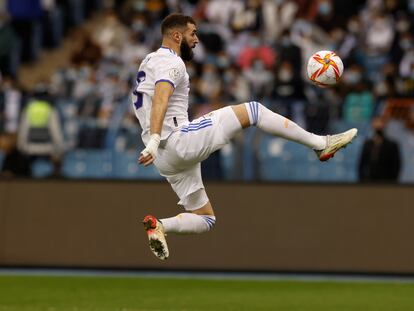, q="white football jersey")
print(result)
[132,46,190,145]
